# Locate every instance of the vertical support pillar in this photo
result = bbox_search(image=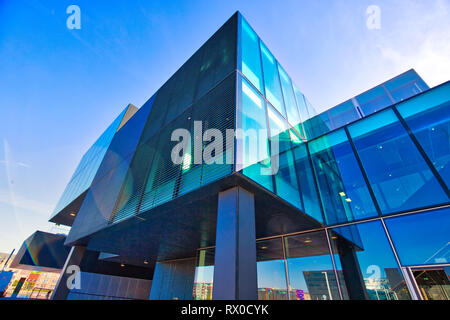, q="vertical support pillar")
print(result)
[51,245,86,300]
[338,243,369,300]
[213,187,257,300]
